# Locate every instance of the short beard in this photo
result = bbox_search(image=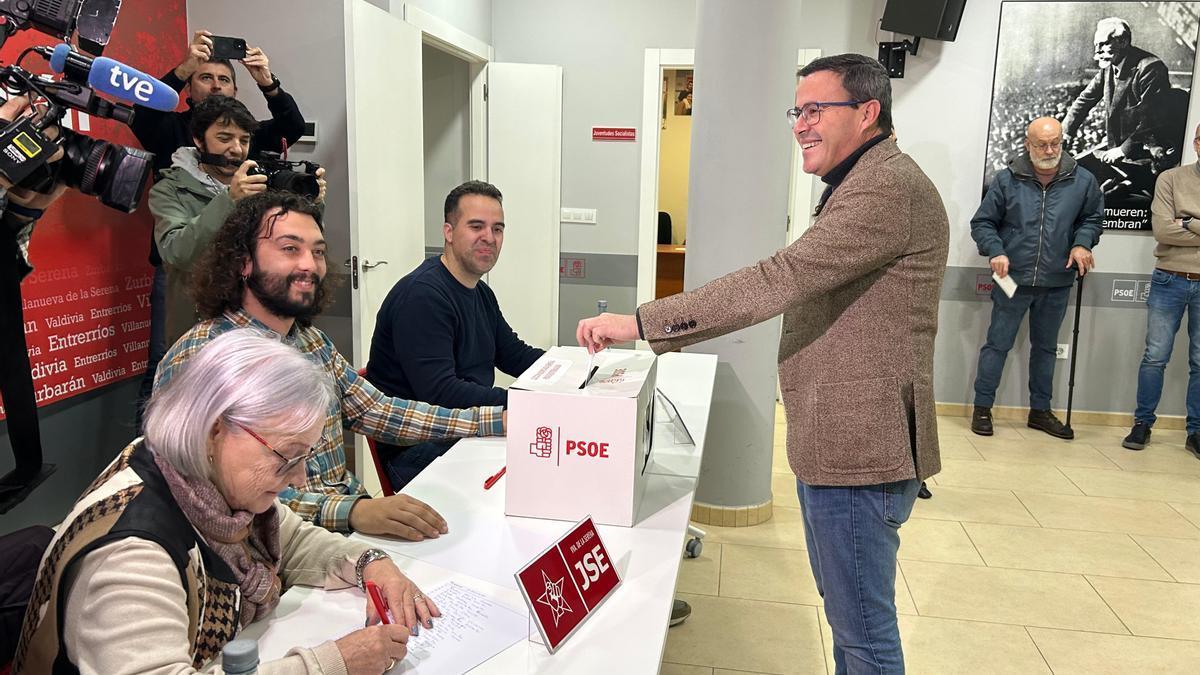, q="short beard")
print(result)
[245,263,324,323]
[1032,156,1060,171]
